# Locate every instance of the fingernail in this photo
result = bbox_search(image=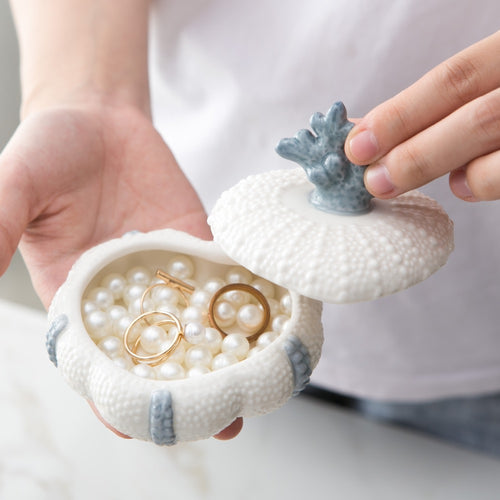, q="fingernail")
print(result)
[365,164,395,196]
[451,168,478,202]
[348,129,379,163]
